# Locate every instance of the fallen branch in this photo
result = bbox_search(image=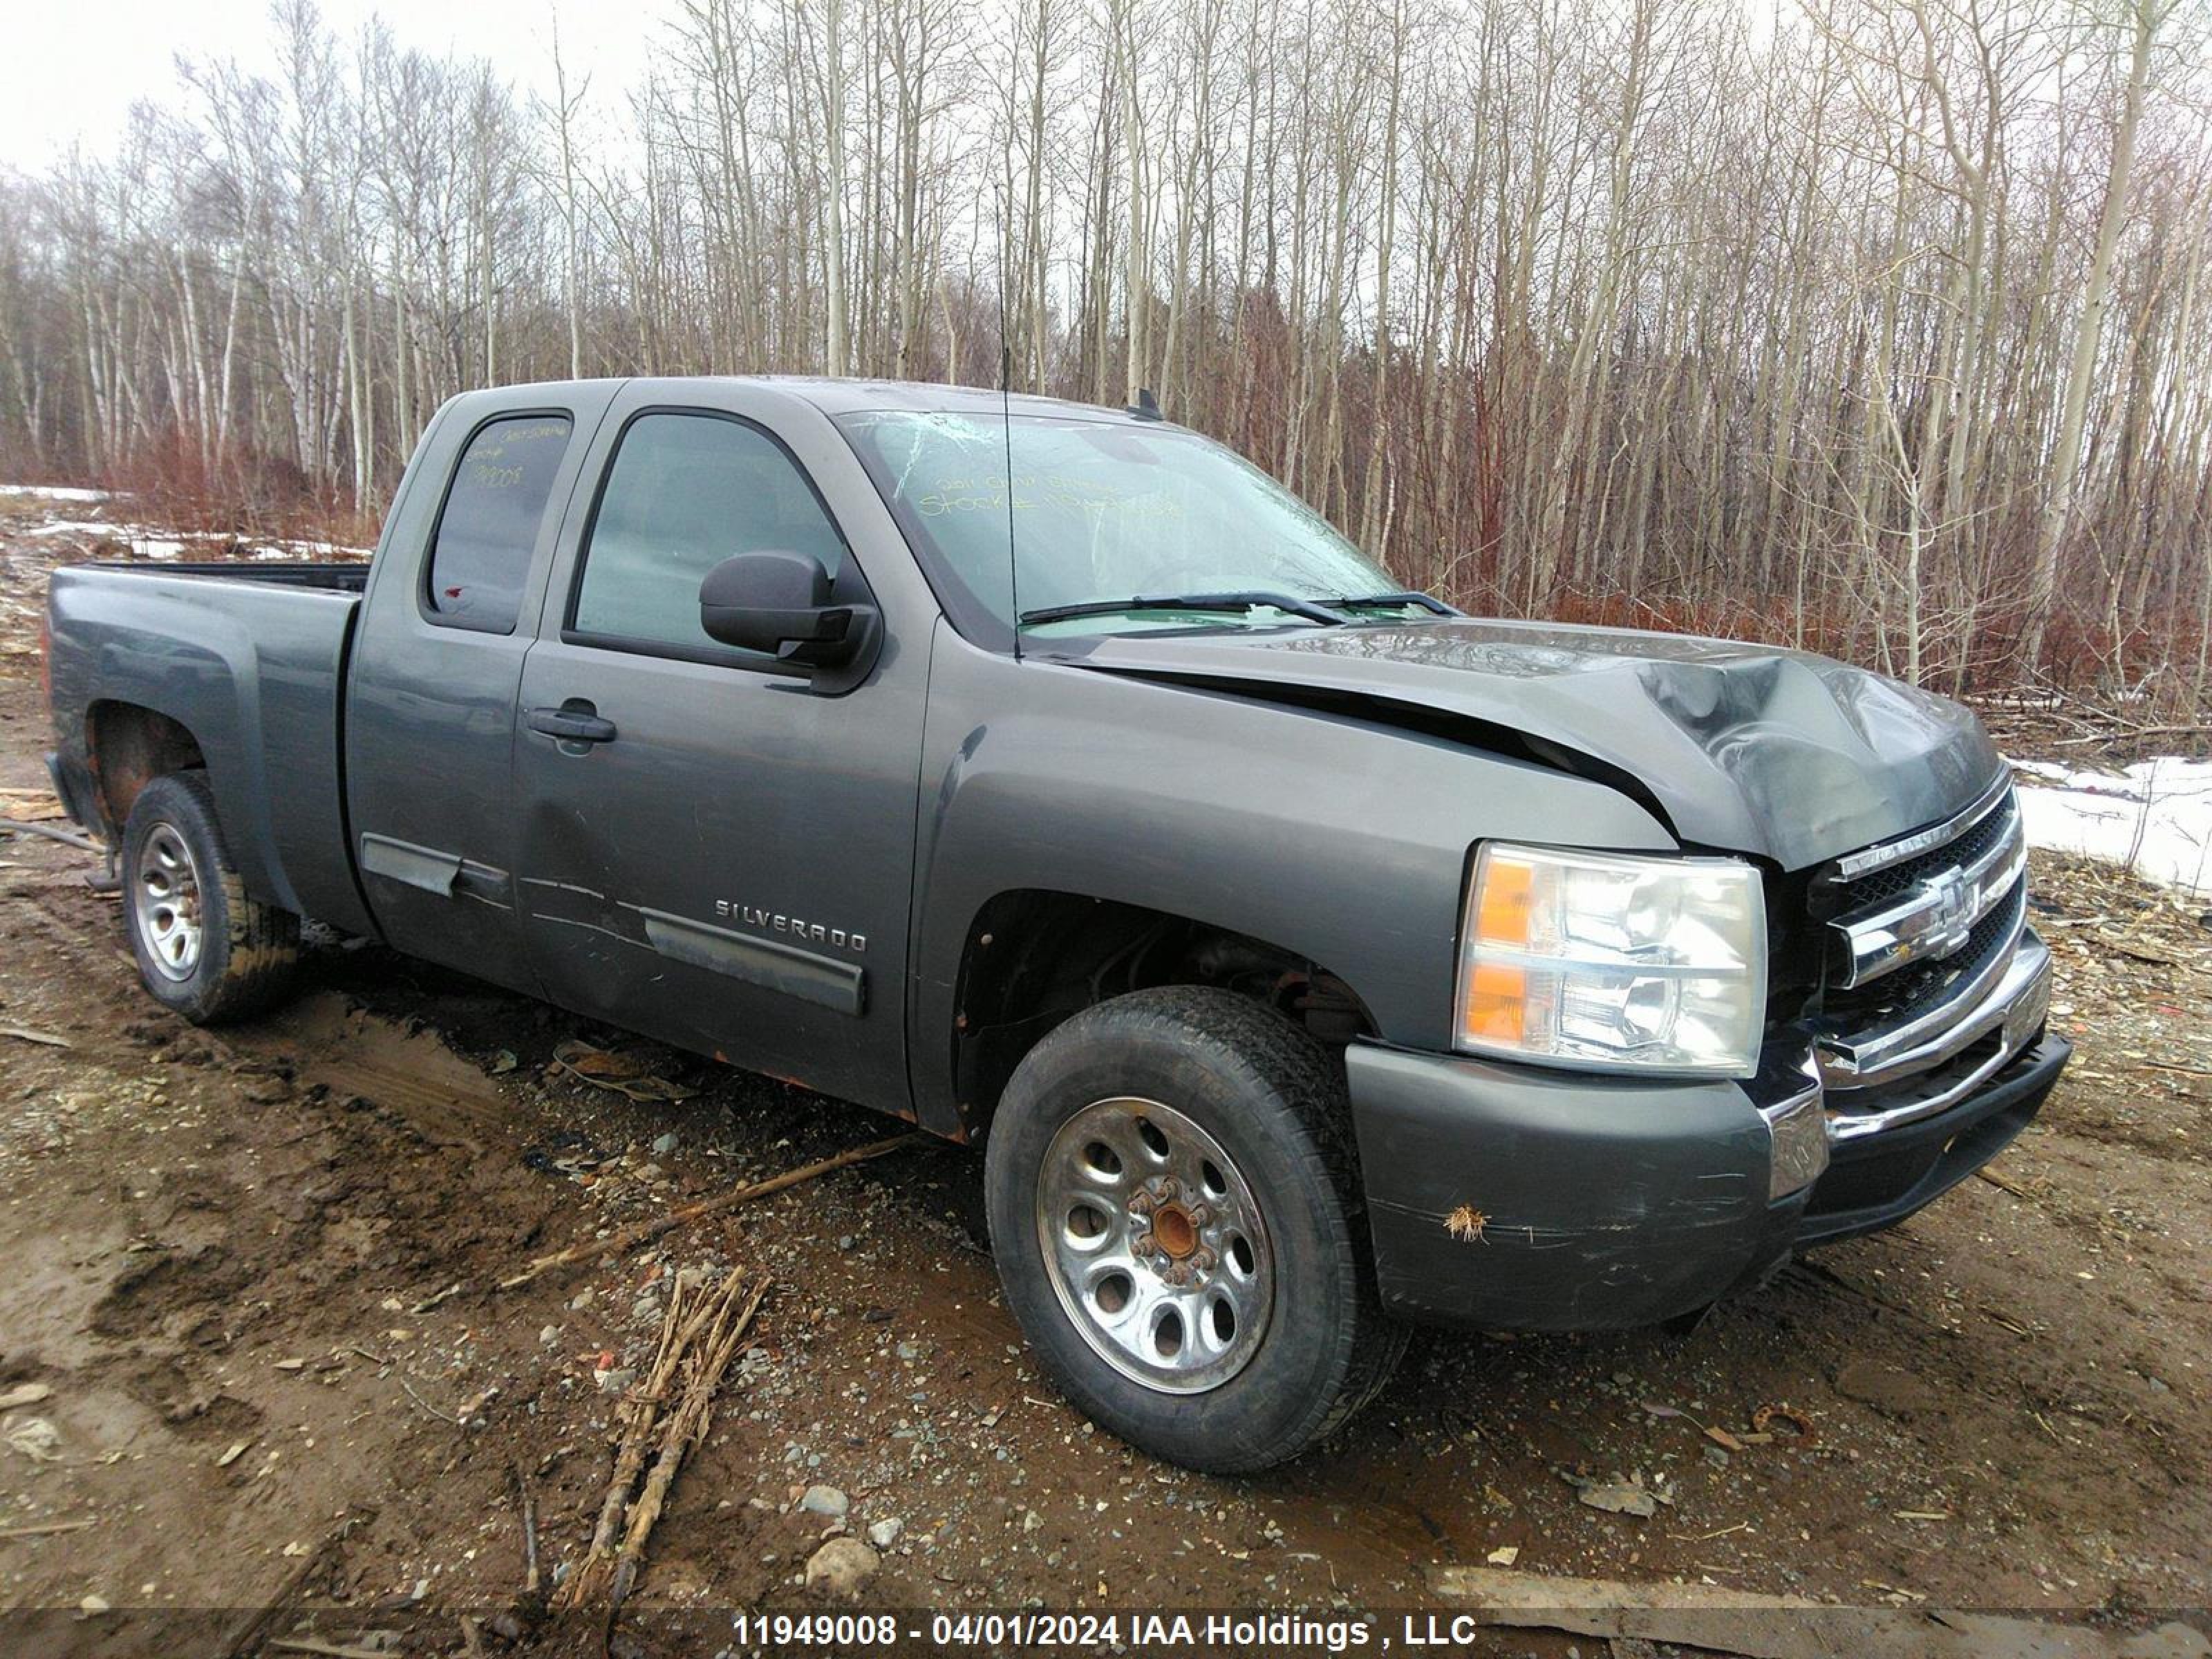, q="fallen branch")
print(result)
[556,1271,766,1614]
[0,818,102,852]
[556,1274,706,1610]
[1427,1564,2200,1659]
[607,1279,768,1620]
[0,1516,96,1539]
[498,1132,924,1291]
[2044,721,2212,747]
[2097,935,2184,966]
[400,1378,458,1425]
[512,1459,541,1597]
[216,1511,366,1659]
[0,1025,72,1049]
[2137,1057,2212,1078]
